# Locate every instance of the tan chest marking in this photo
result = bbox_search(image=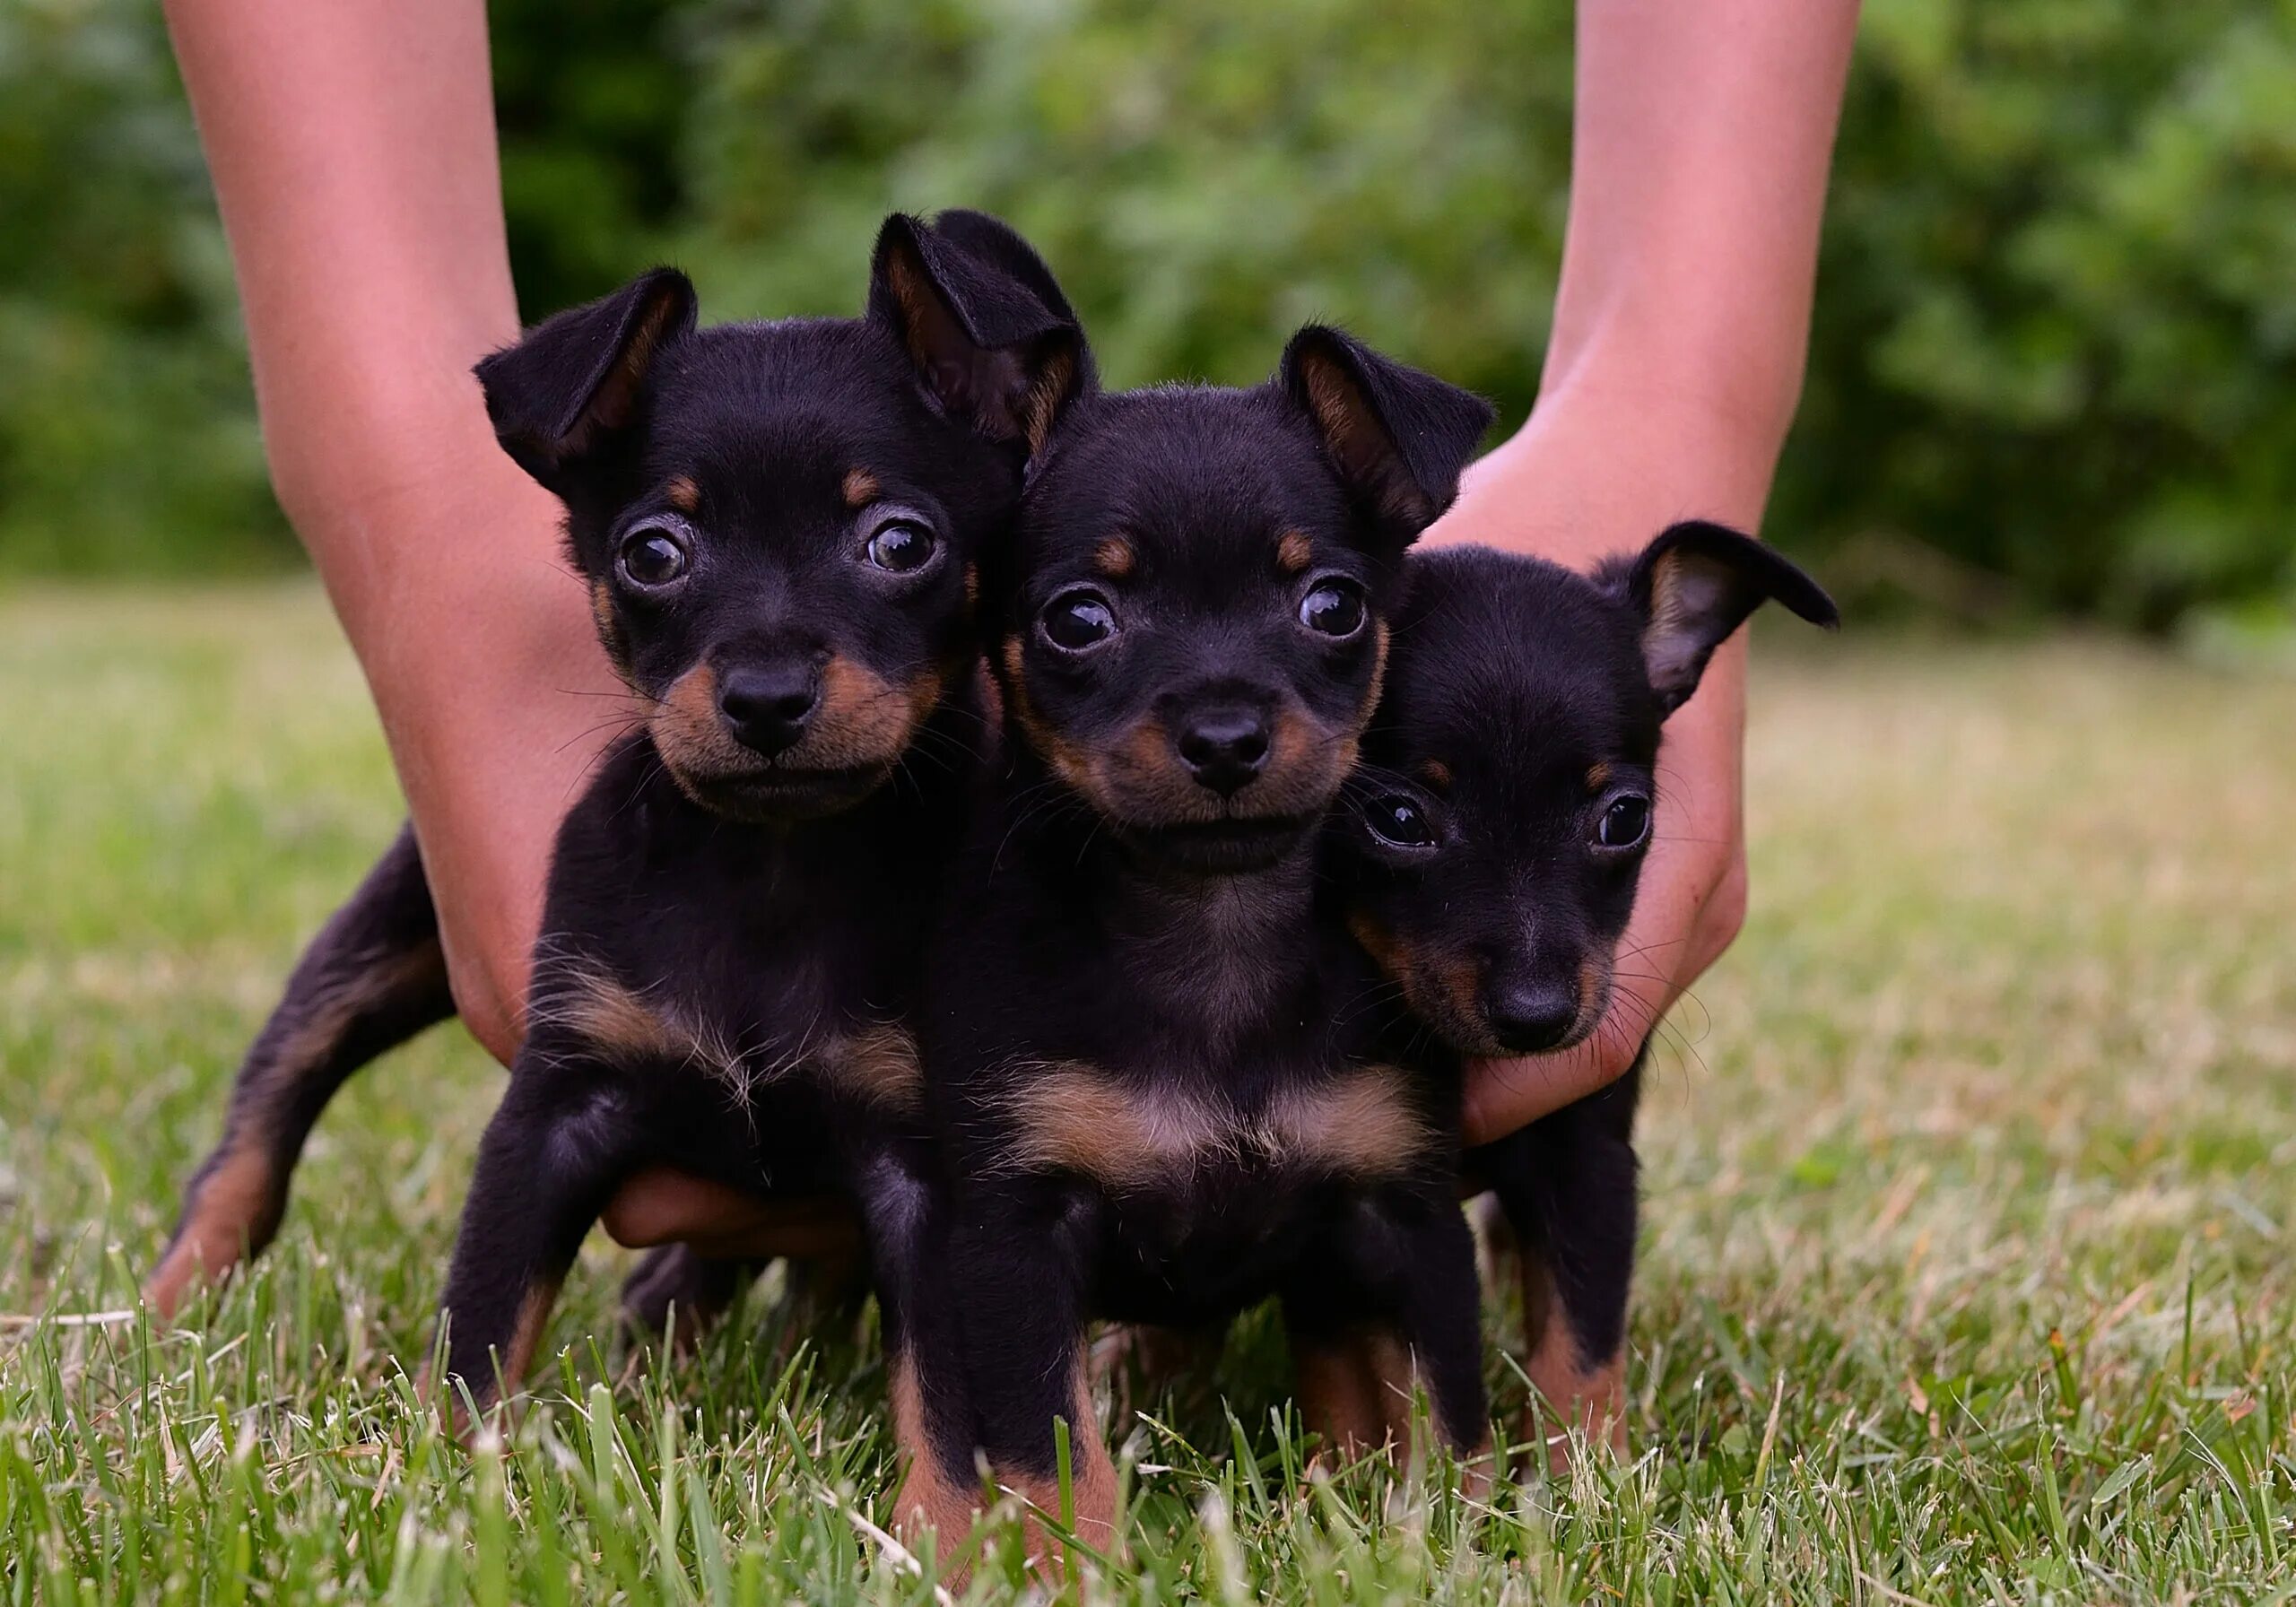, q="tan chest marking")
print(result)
[541,965,741,1081]
[817,1021,925,1115]
[994,1063,1435,1190]
[543,966,920,1113]
[1265,1070,1439,1177]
